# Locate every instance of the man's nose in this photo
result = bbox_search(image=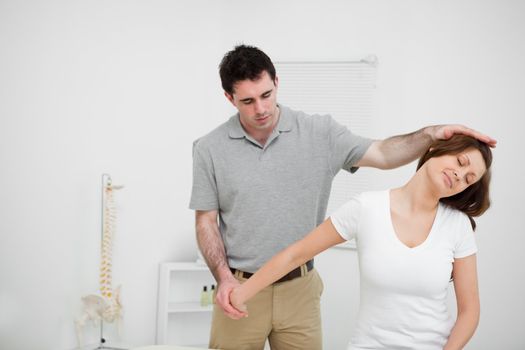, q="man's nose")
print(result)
[253,100,264,114]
